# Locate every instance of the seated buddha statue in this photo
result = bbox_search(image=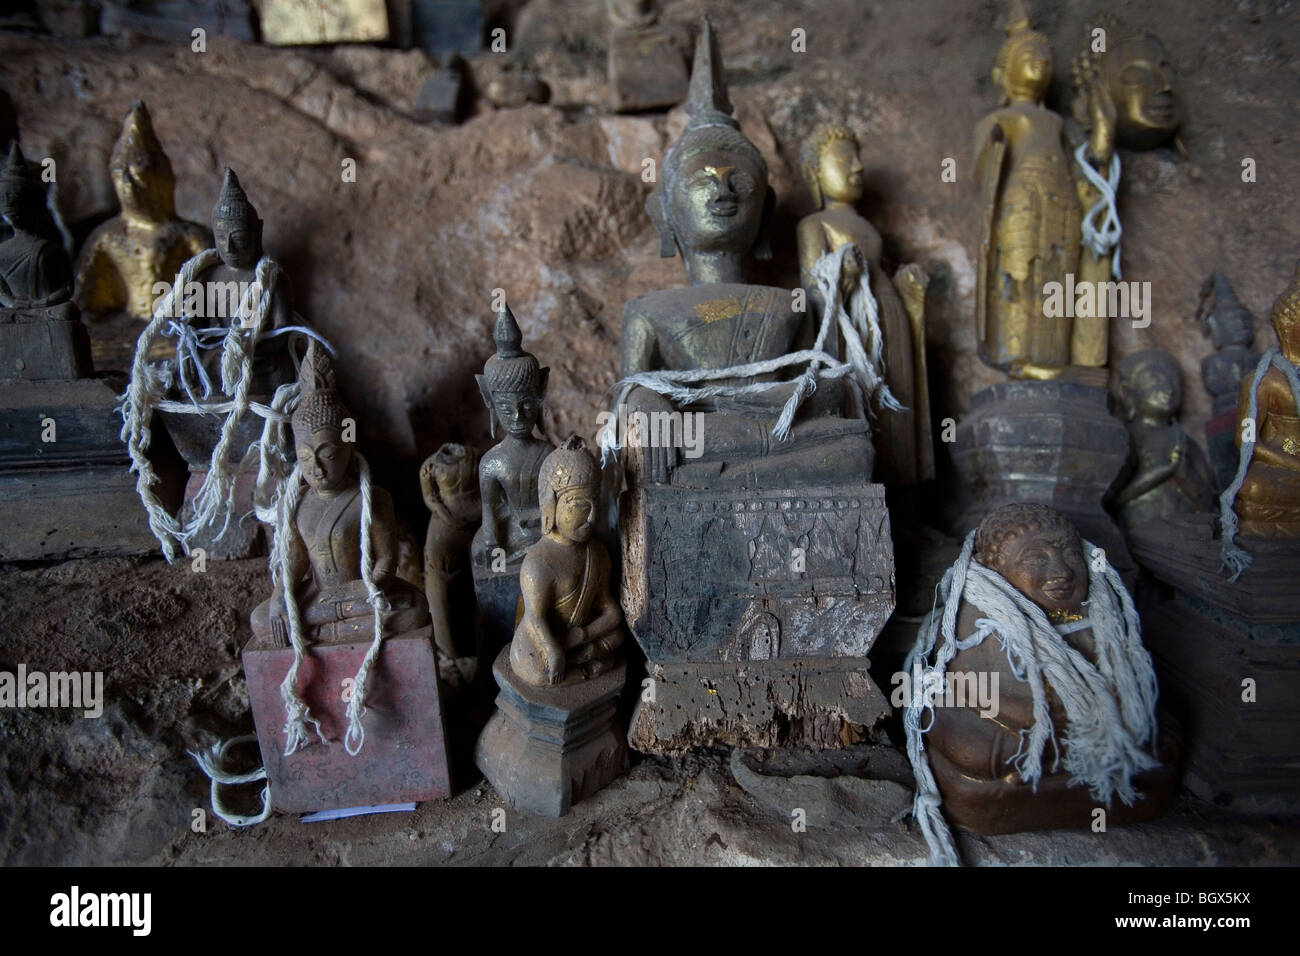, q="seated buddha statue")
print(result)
[1113,349,1214,536]
[0,142,91,382]
[511,436,623,686]
[1231,261,1300,538]
[251,341,427,645]
[619,17,873,489]
[907,502,1176,849]
[74,101,210,322]
[797,123,933,487]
